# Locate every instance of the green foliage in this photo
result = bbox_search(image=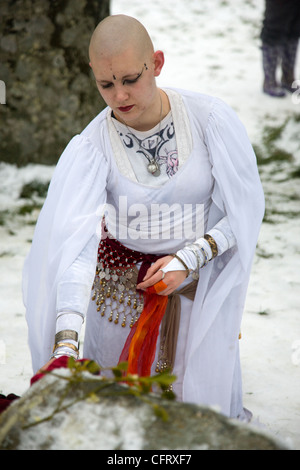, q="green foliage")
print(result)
[17,203,42,216]
[67,358,177,408]
[290,167,300,179]
[24,360,177,429]
[254,118,295,167]
[19,180,49,199]
[262,122,287,148]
